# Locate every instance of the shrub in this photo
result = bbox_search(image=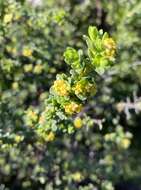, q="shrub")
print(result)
[0,0,141,189]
